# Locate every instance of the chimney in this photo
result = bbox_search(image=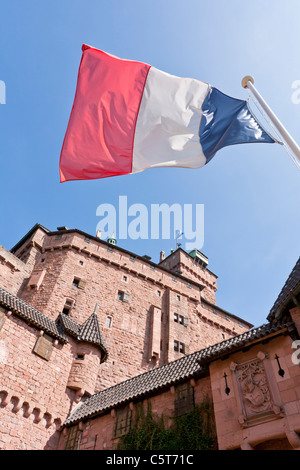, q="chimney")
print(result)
[160,250,165,262]
[96,230,102,239]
